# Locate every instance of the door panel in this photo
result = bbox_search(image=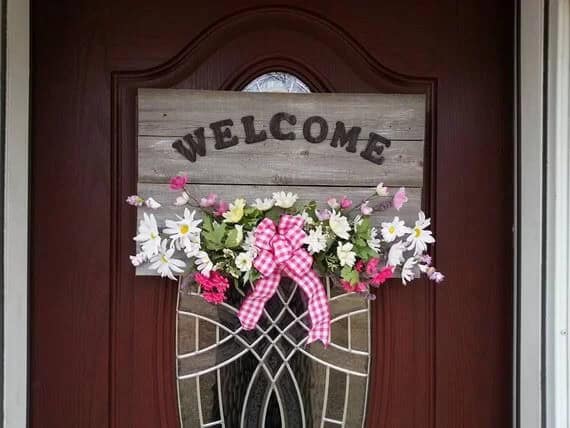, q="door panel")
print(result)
[31,2,513,427]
